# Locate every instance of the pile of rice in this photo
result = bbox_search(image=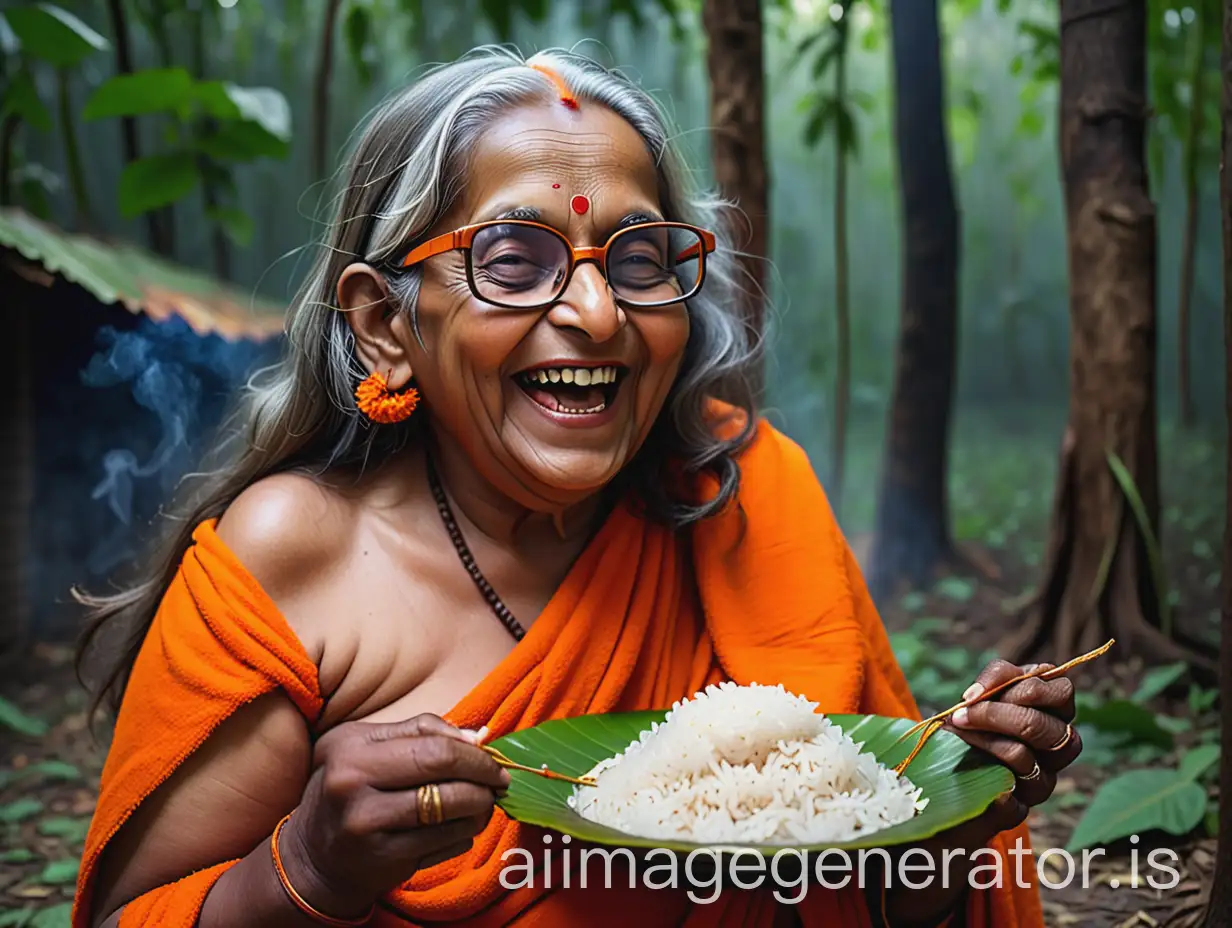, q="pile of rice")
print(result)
[568,682,927,844]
